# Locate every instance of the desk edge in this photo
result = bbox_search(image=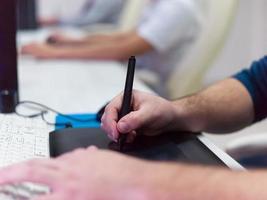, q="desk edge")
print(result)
[198,135,245,170]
